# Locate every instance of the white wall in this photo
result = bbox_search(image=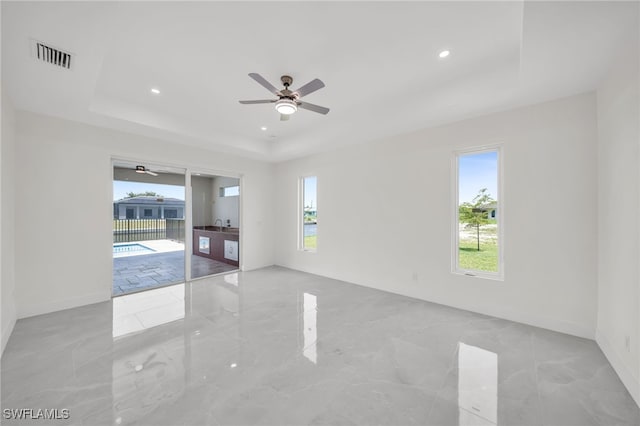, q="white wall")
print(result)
[275,92,598,339]
[213,176,240,228]
[1,89,17,354]
[192,175,213,227]
[596,35,640,405]
[13,111,275,319]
